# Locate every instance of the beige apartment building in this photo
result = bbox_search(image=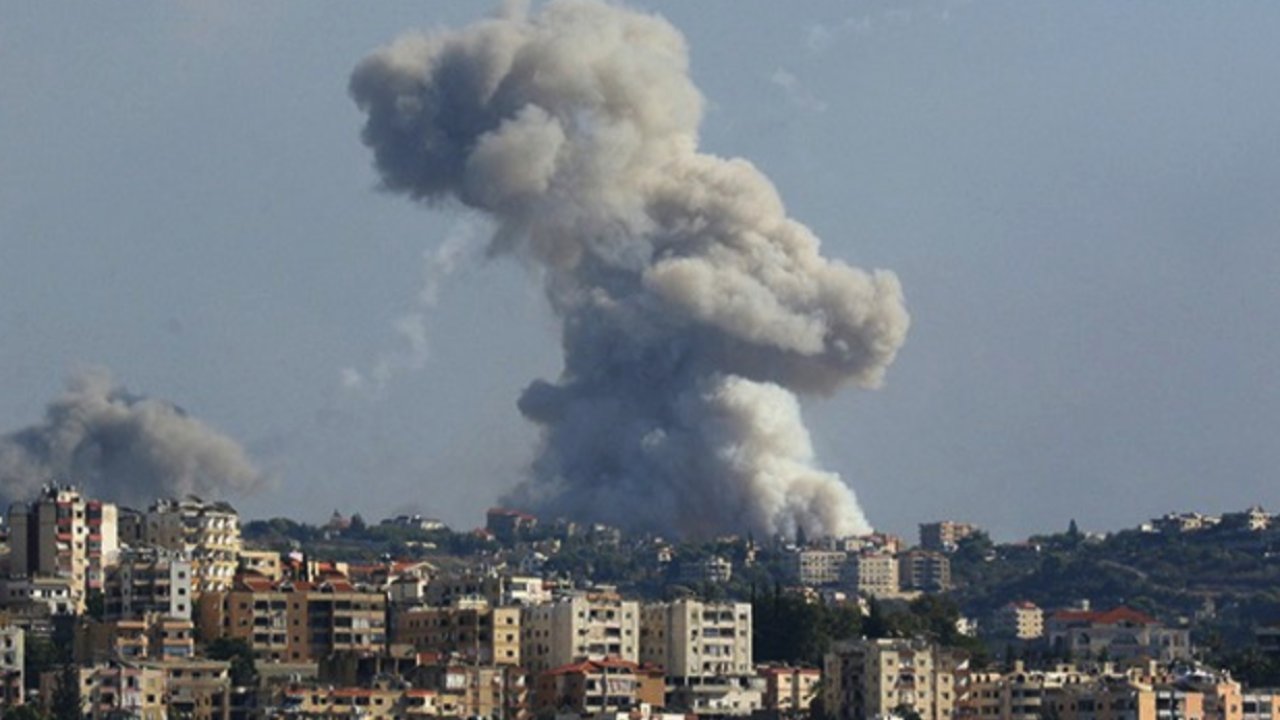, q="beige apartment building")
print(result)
[990,601,1045,640]
[899,550,952,592]
[197,575,387,662]
[919,521,979,553]
[825,637,961,720]
[790,549,848,587]
[759,665,821,717]
[7,484,118,611]
[521,591,639,673]
[840,551,900,598]
[392,600,521,666]
[135,497,241,596]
